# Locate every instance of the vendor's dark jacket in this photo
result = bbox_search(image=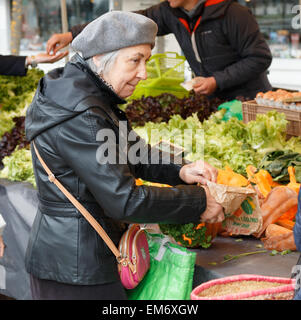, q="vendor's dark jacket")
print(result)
[70,0,272,101]
[0,55,27,76]
[24,53,206,285]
